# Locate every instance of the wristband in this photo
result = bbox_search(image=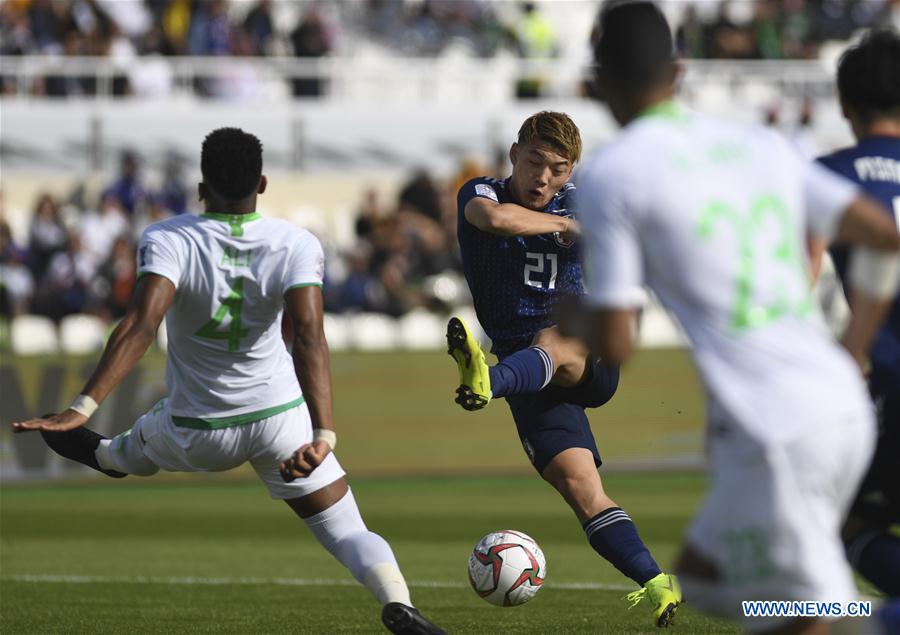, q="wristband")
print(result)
[313,428,337,451]
[69,394,99,418]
